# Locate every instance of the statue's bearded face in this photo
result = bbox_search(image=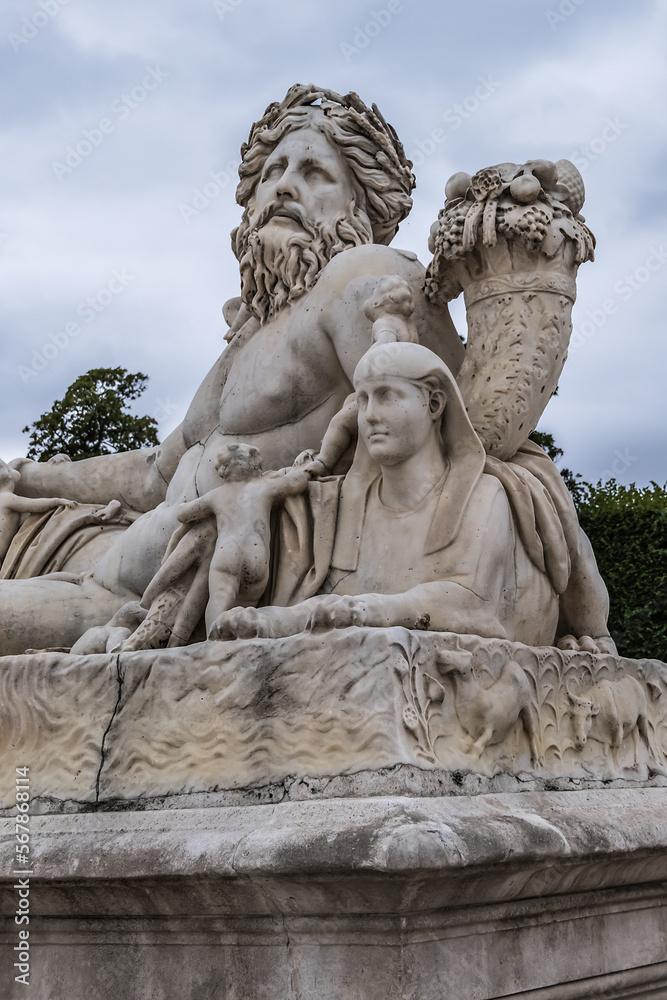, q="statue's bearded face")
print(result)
[236,121,374,324]
[249,126,355,240]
